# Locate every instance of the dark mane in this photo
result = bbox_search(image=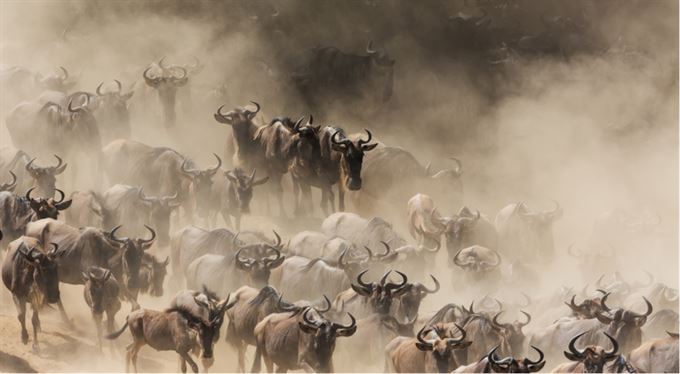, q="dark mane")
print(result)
[248,286,279,307]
